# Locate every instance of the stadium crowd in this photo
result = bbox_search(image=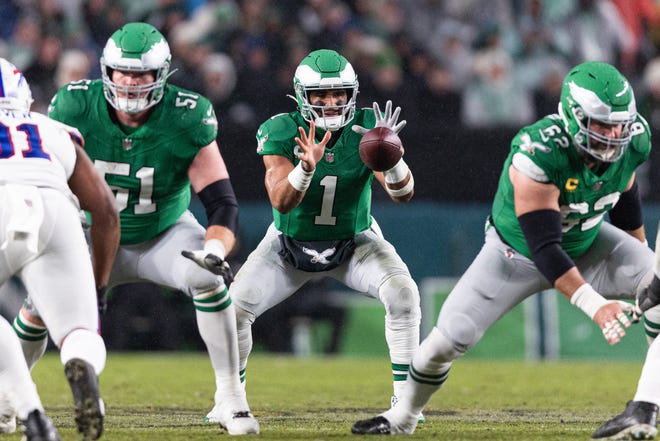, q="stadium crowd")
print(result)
[2,0,660,133]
